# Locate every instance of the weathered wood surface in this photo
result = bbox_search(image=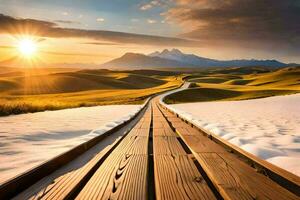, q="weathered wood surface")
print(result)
[198,123,300,194]
[15,106,151,200]
[76,107,151,200]
[14,139,121,200]
[76,154,148,200]
[154,155,216,200]
[196,152,299,200]
[152,102,216,200]
[158,100,300,200]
